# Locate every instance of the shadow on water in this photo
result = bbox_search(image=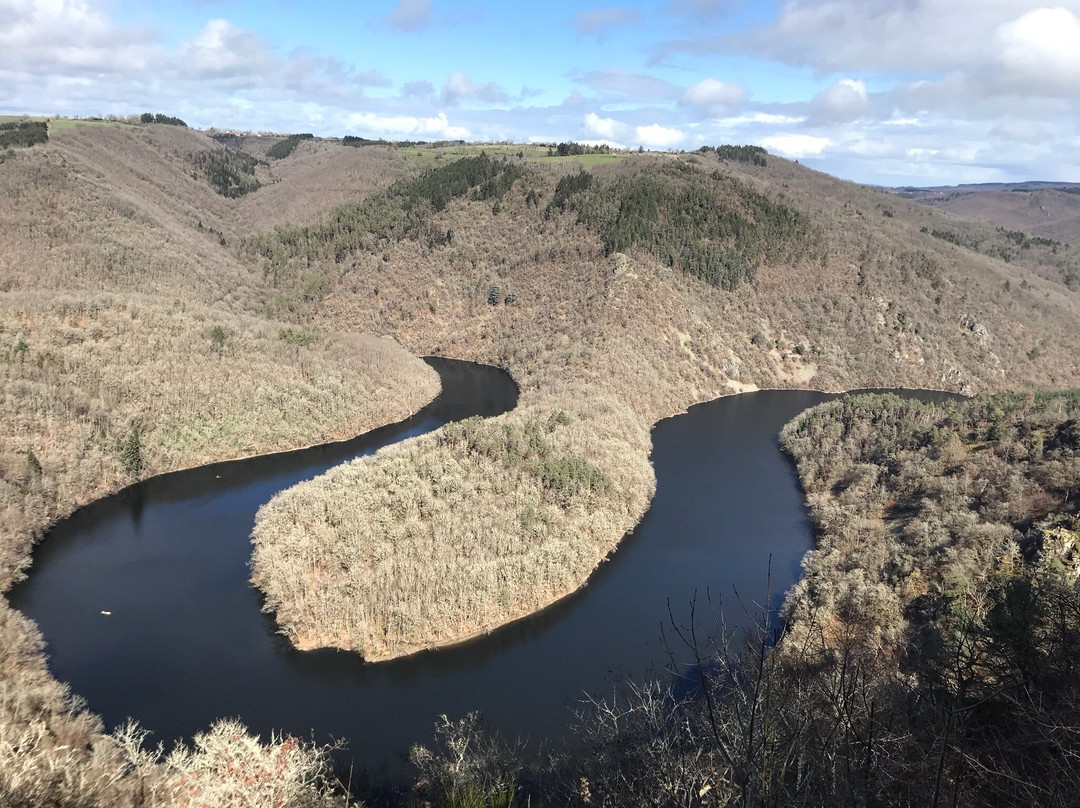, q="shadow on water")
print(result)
[9,373,960,780]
